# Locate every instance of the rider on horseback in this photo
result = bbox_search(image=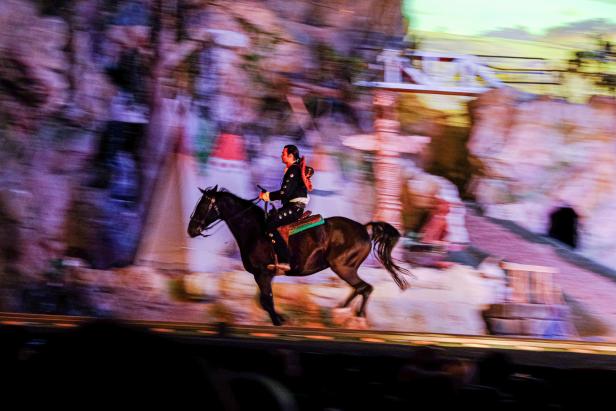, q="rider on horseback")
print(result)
[259,144,313,271]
